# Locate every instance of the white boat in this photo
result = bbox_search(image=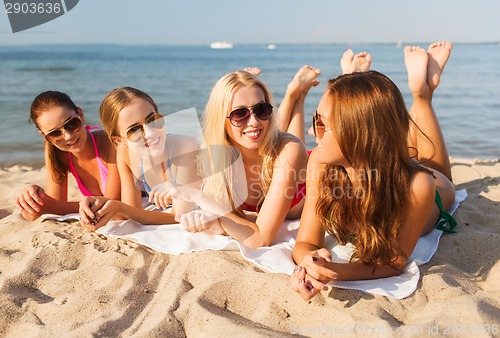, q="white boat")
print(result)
[267,44,276,50]
[210,41,233,49]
